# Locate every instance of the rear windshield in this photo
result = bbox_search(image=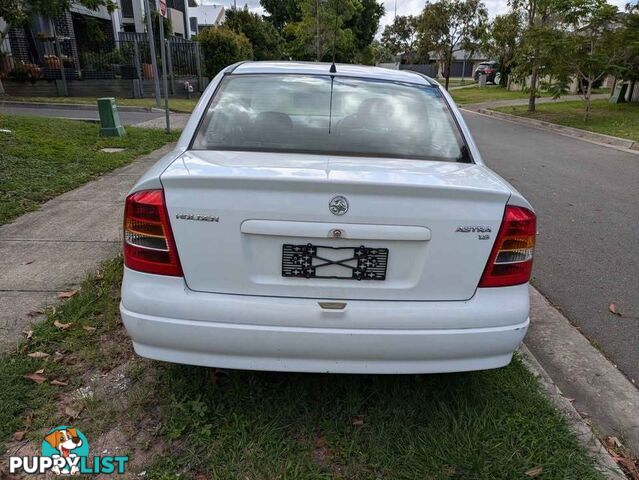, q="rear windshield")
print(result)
[192,74,469,162]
